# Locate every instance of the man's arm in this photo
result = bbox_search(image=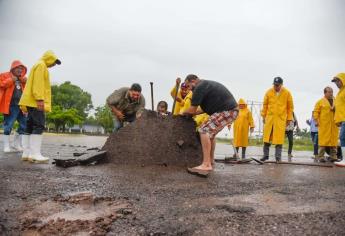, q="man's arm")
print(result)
[106,88,127,120]
[286,91,294,121]
[312,101,321,126]
[182,105,198,116]
[261,92,268,123]
[0,73,14,88]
